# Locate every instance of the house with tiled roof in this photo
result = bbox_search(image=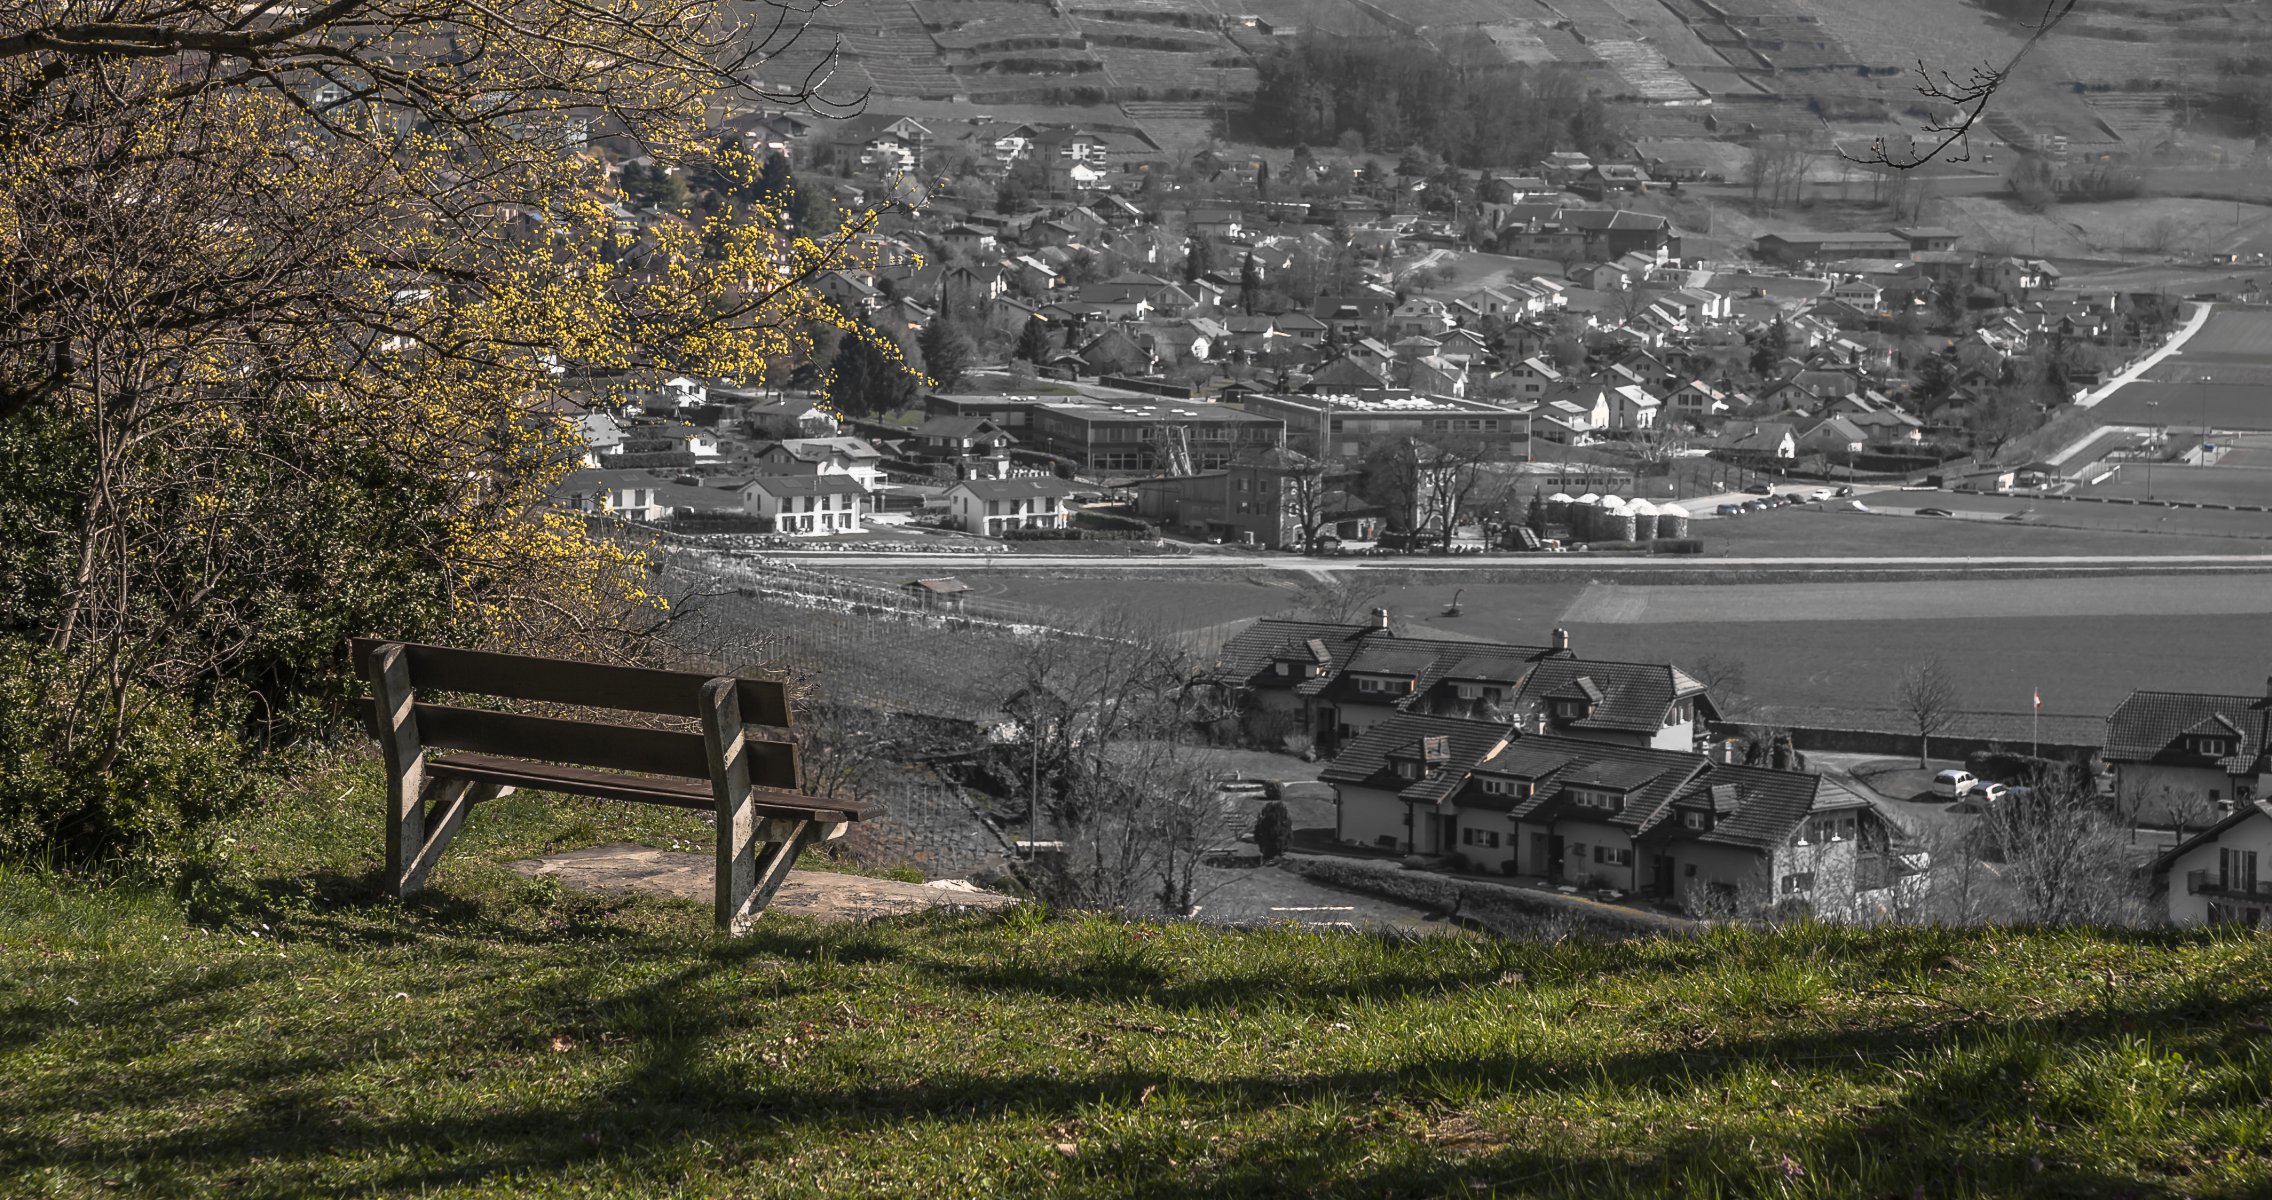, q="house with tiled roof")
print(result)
[2103,683,2272,817]
[1320,713,1903,915]
[942,476,1075,536]
[2145,797,2272,927]
[1209,619,1712,757]
[737,474,869,535]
